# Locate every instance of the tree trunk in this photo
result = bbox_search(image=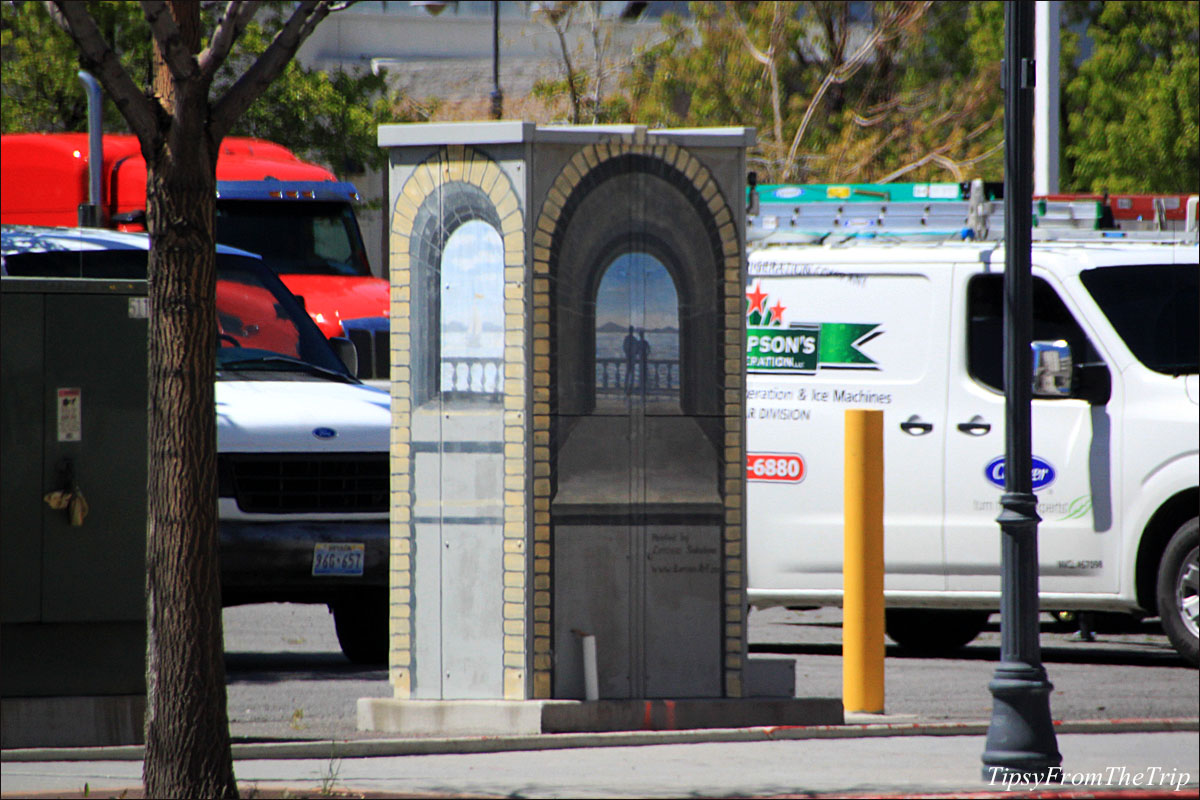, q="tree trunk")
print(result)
[142,137,237,799]
[142,3,237,797]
